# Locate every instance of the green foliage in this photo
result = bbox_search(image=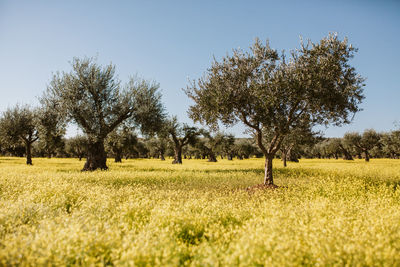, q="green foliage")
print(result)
[66,135,88,160]
[44,57,165,142]
[381,130,400,158]
[36,105,66,158]
[105,126,138,162]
